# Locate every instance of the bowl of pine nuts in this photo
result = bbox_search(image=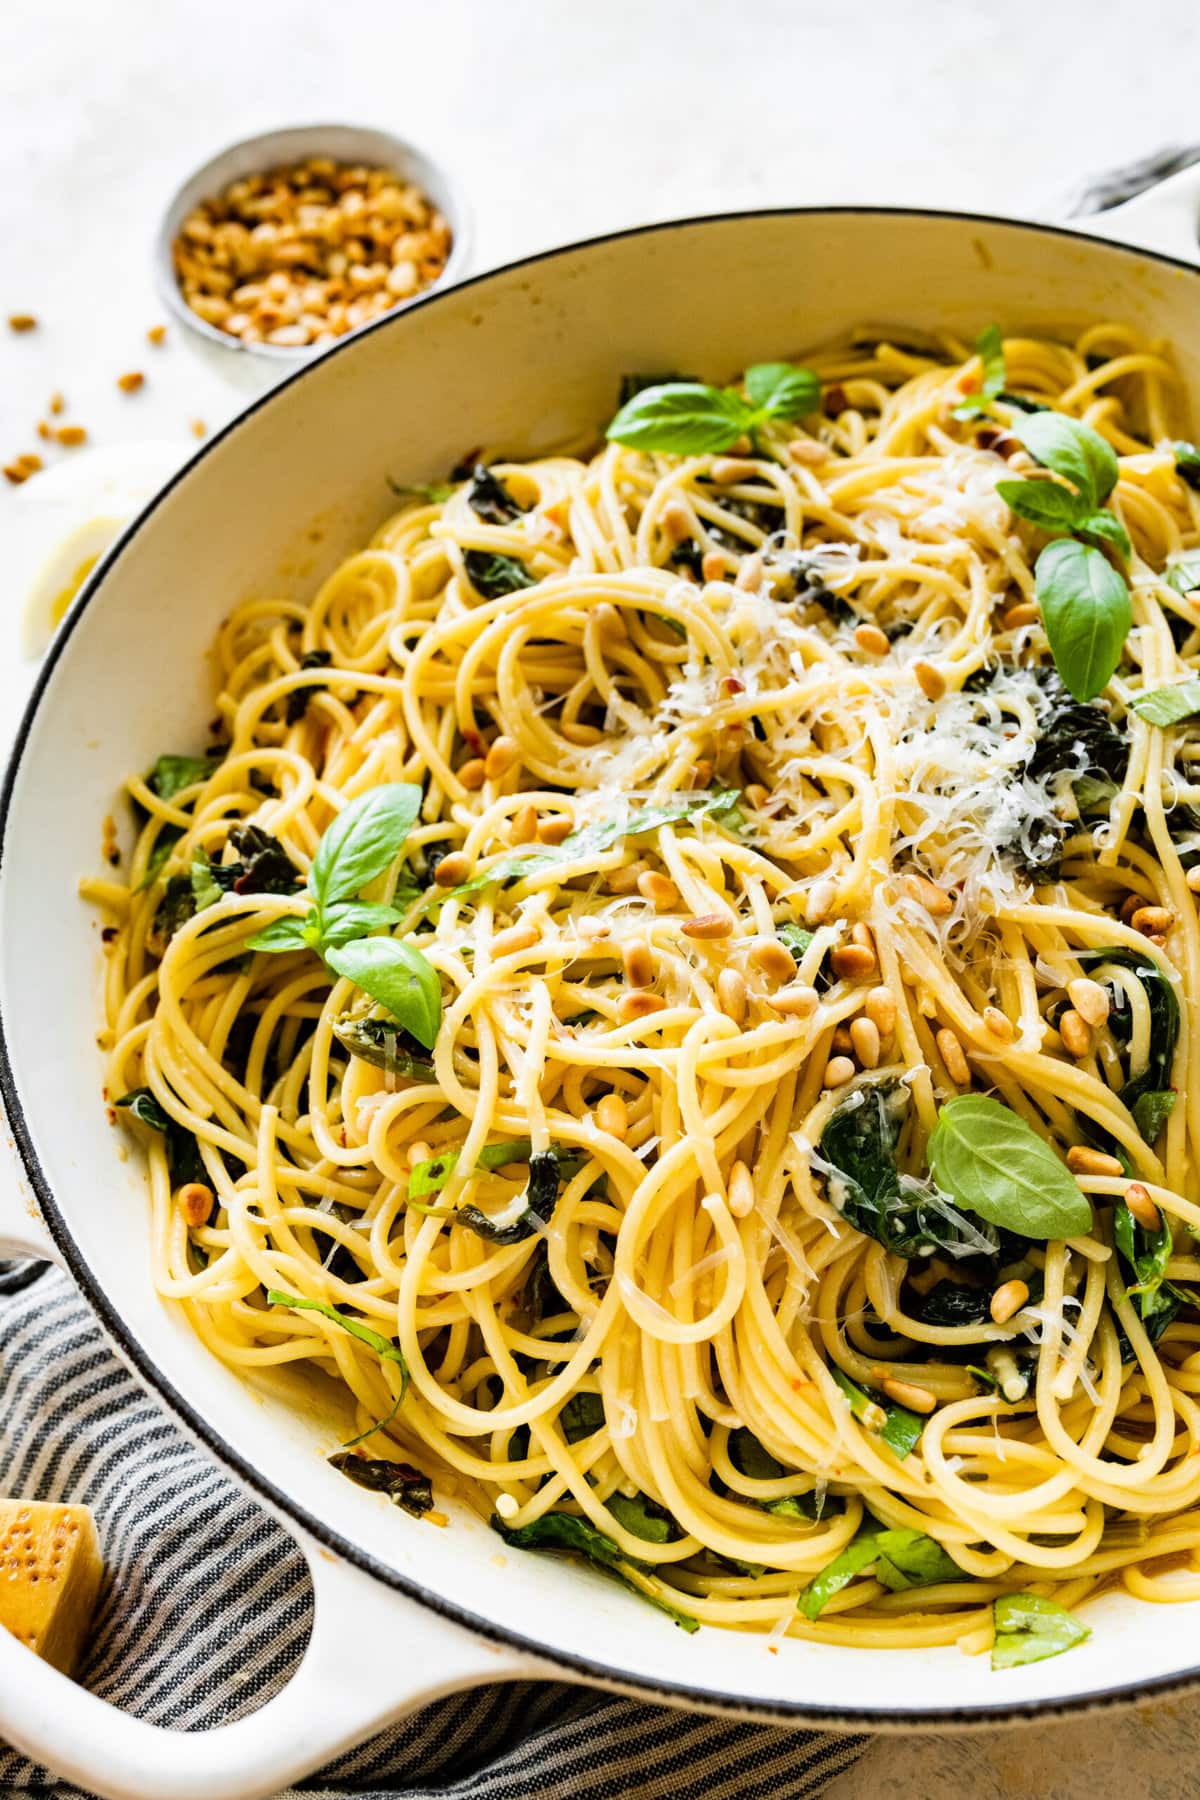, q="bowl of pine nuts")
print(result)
[155,123,470,386]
